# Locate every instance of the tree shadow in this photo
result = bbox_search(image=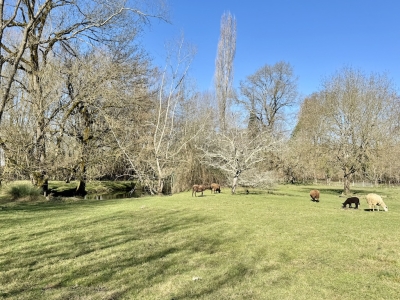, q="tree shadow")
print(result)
[1,206,225,295]
[301,187,342,196]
